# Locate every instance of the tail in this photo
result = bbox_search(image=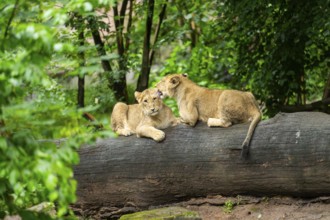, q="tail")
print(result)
[240,112,261,159]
